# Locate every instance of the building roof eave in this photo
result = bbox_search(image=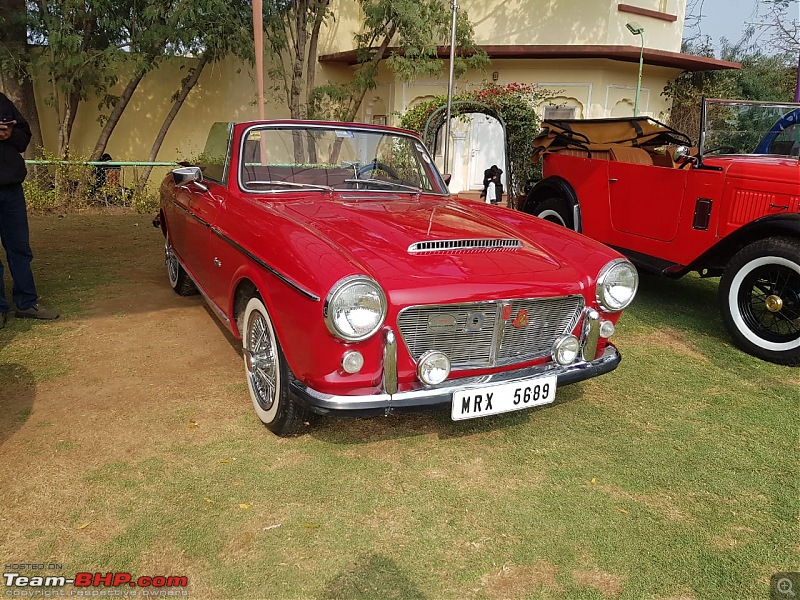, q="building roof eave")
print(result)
[318,44,741,72]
